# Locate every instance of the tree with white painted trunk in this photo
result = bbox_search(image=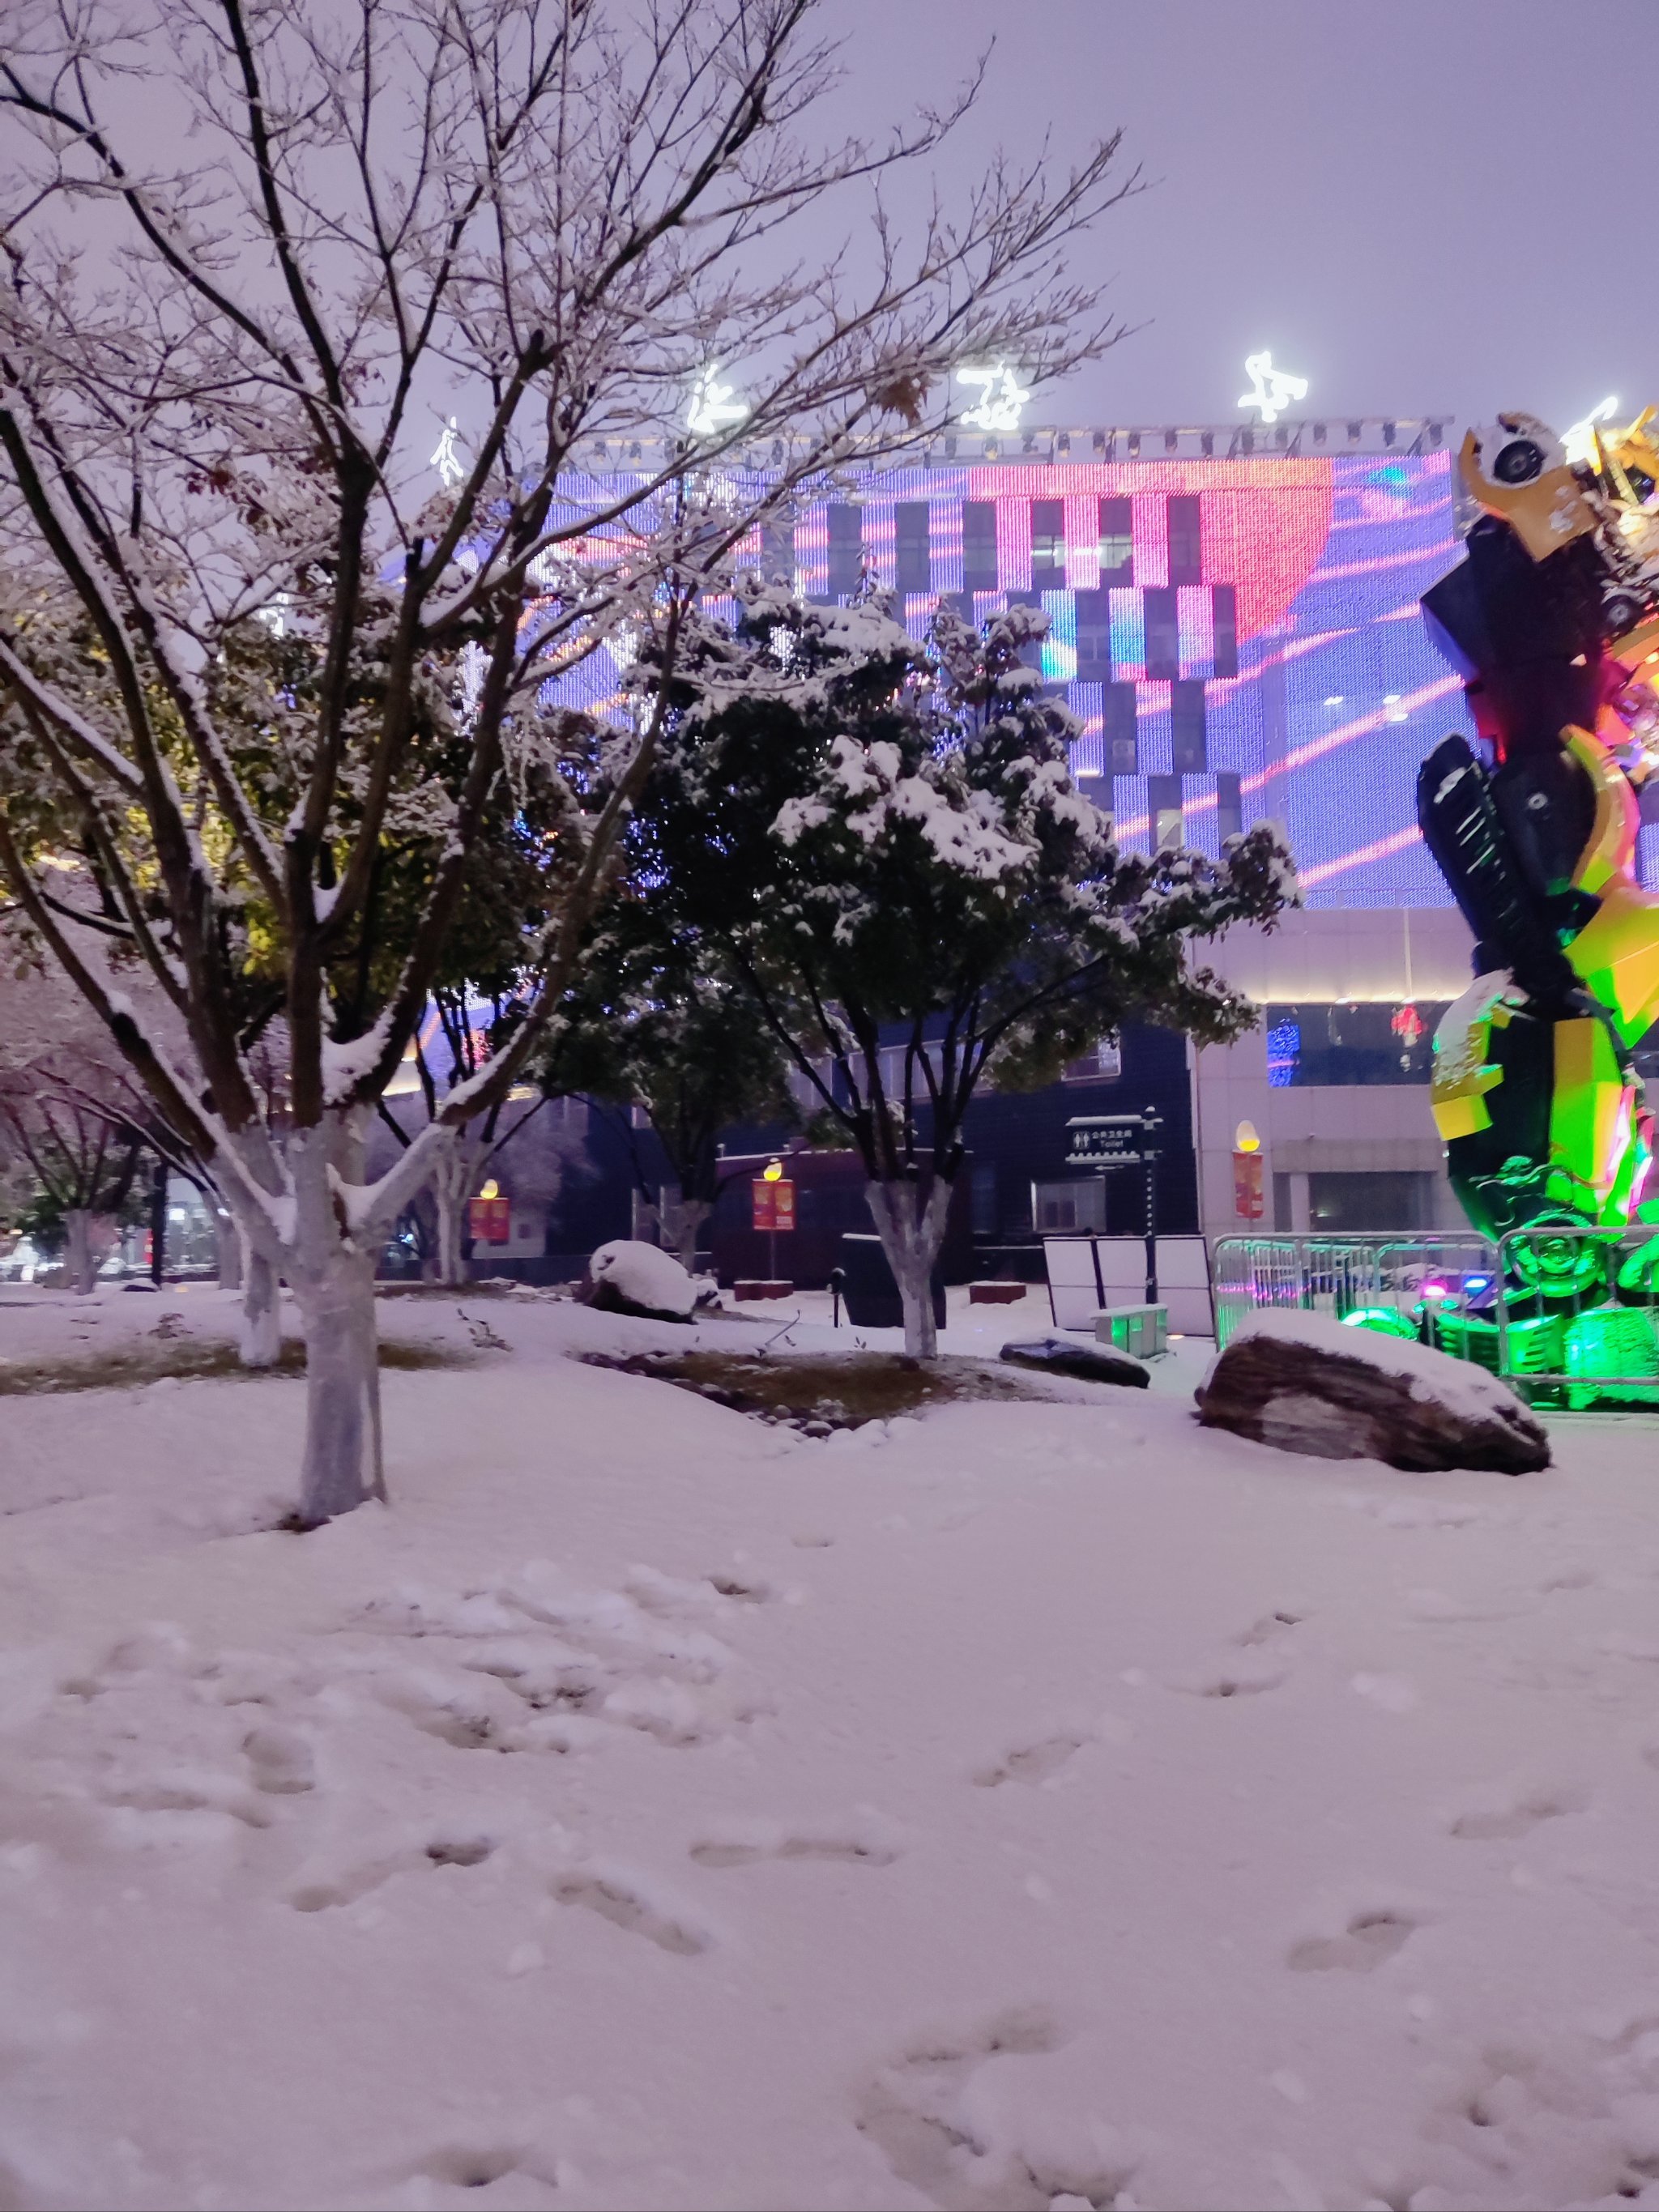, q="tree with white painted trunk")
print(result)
[0,0,1135,1516]
[0,1046,149,1293]
[621,590,1299,1357]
